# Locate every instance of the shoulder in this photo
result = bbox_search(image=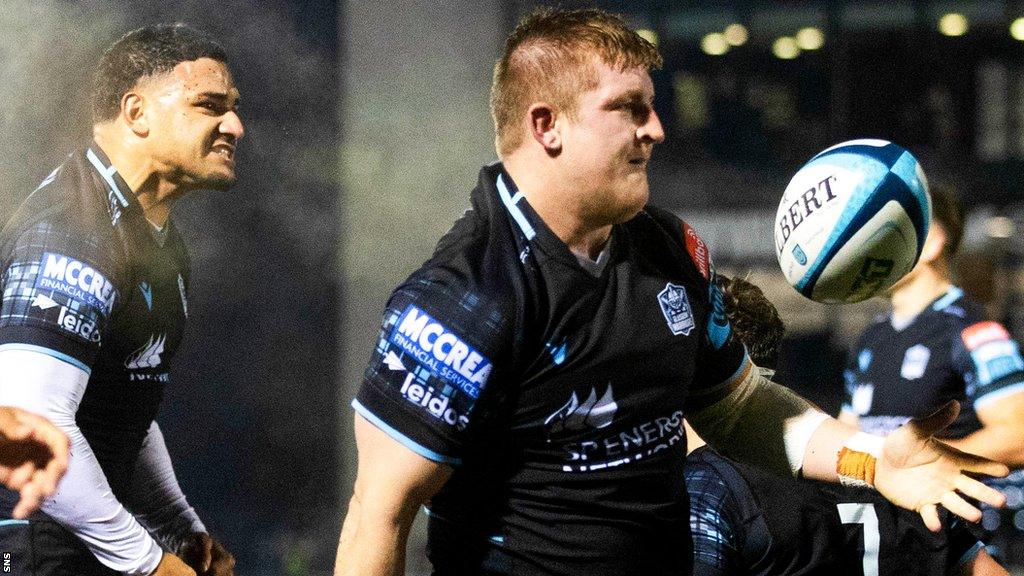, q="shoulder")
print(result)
[627,204,714,282]
[2,152,113,253]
